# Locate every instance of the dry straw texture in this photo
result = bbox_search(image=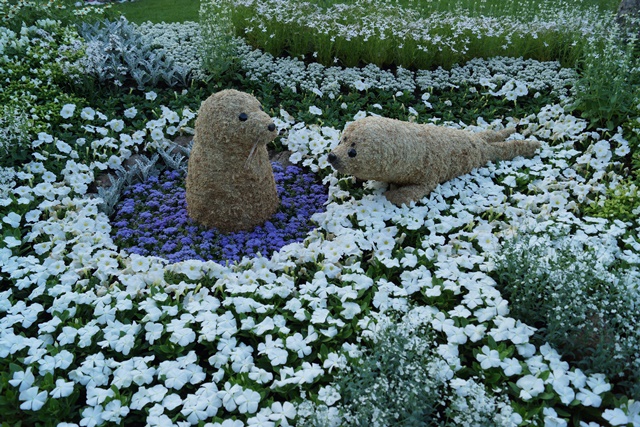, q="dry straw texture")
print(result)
[328,116,541,206]
[186,89,279,232]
